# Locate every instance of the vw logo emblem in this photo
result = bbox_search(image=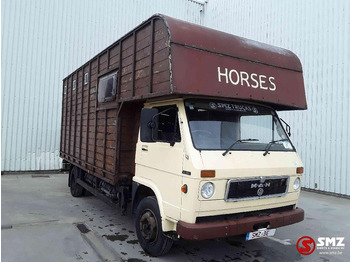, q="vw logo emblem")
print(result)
[257,188,264,196]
